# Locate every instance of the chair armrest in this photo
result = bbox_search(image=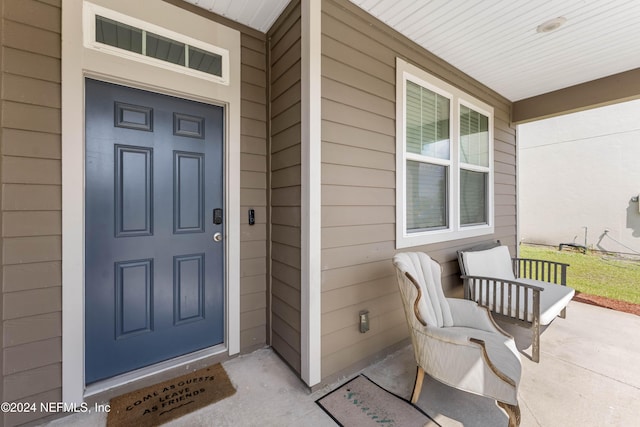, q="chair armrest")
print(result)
[512,257,569,285]
[469,338,517,388]
[414,324,480,347]
[461,275,543,323]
